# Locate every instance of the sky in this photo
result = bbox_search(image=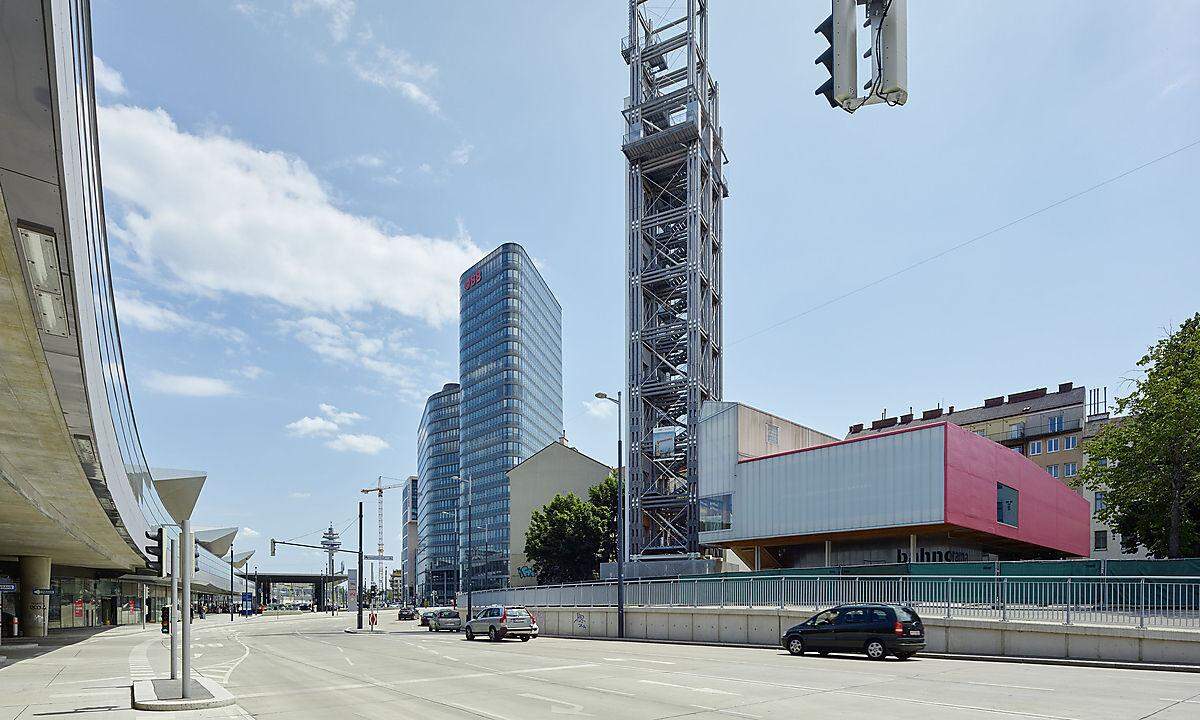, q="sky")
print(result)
[89,1,1199,573]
